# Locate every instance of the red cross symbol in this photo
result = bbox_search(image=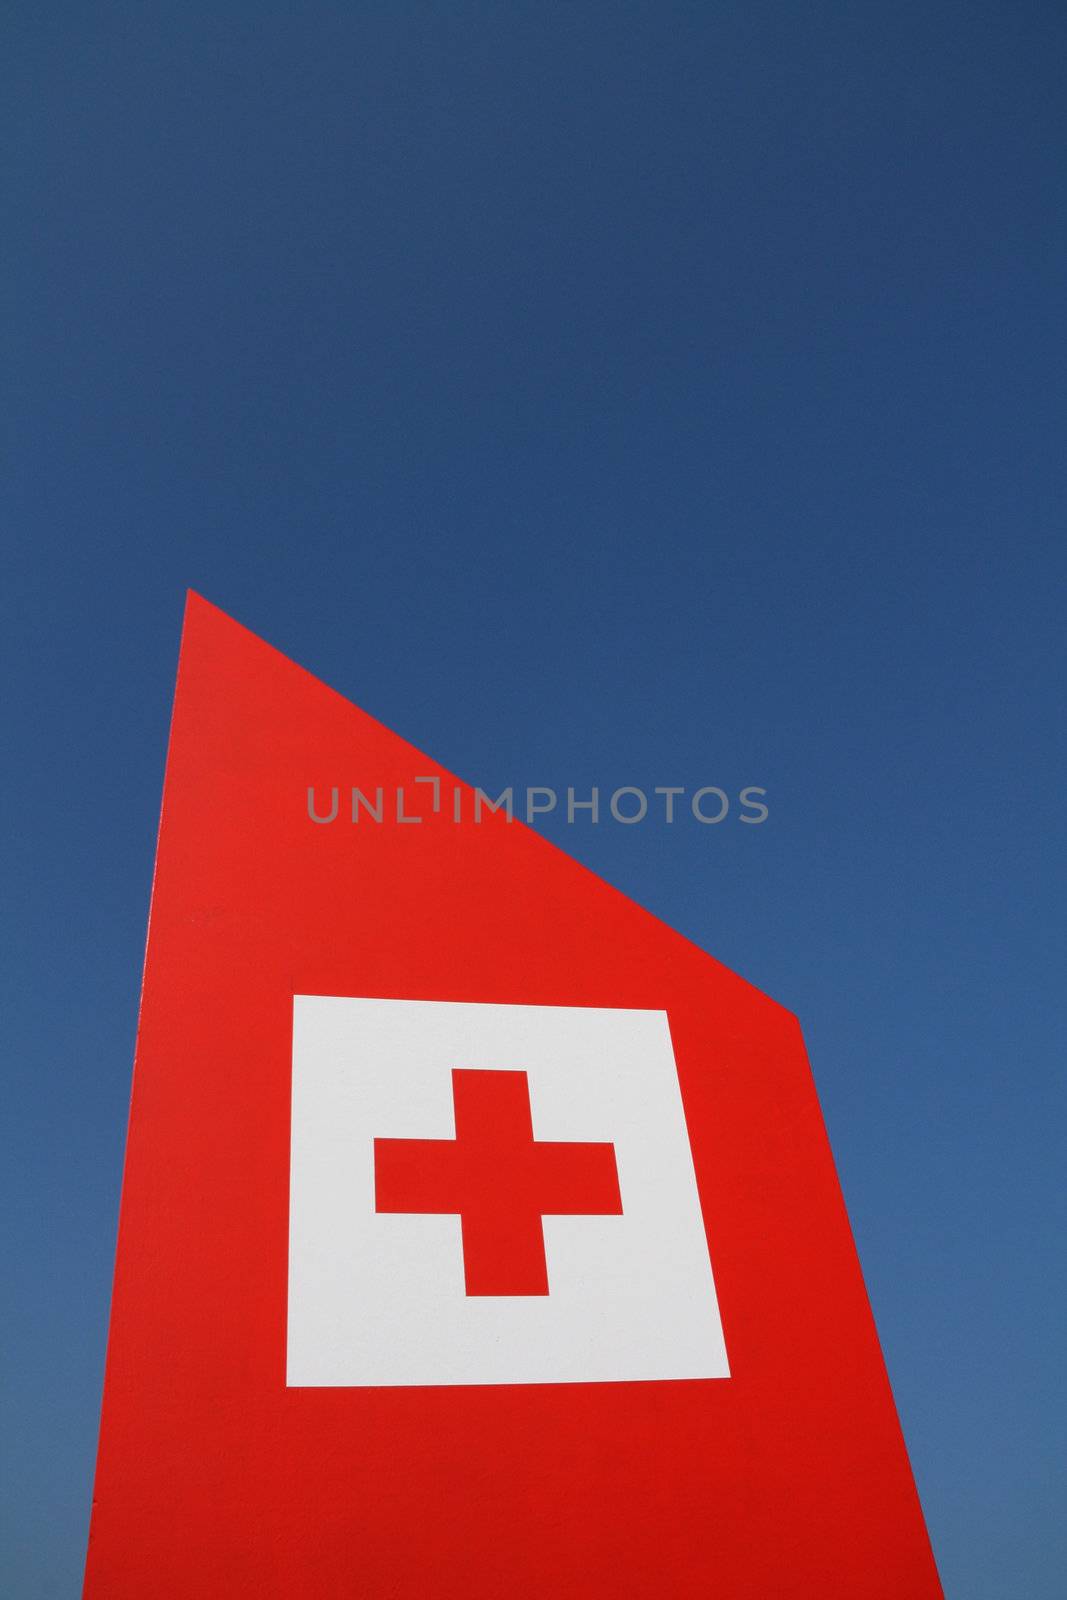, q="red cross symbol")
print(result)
[374,1068,623,1296]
